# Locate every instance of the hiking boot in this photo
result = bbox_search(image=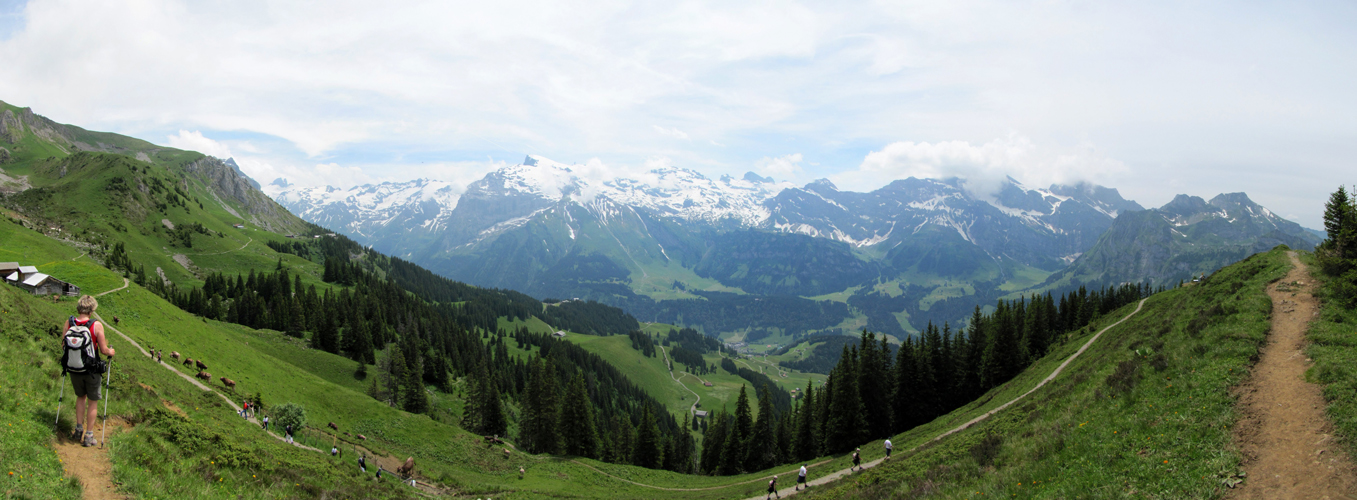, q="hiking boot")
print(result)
[70,424,83,441]
[82,430,96,447]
